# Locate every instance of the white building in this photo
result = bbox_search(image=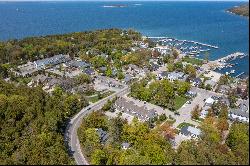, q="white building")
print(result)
[204,97,215,107]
